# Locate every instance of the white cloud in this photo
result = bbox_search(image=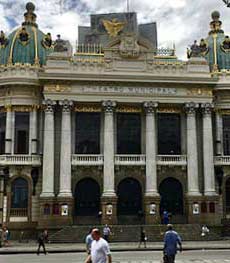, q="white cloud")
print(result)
[0,0,230,59]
